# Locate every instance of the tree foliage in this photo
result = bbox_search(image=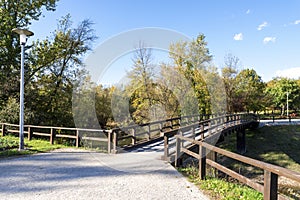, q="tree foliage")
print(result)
[266,78,300,115]
[0,0,58,105]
